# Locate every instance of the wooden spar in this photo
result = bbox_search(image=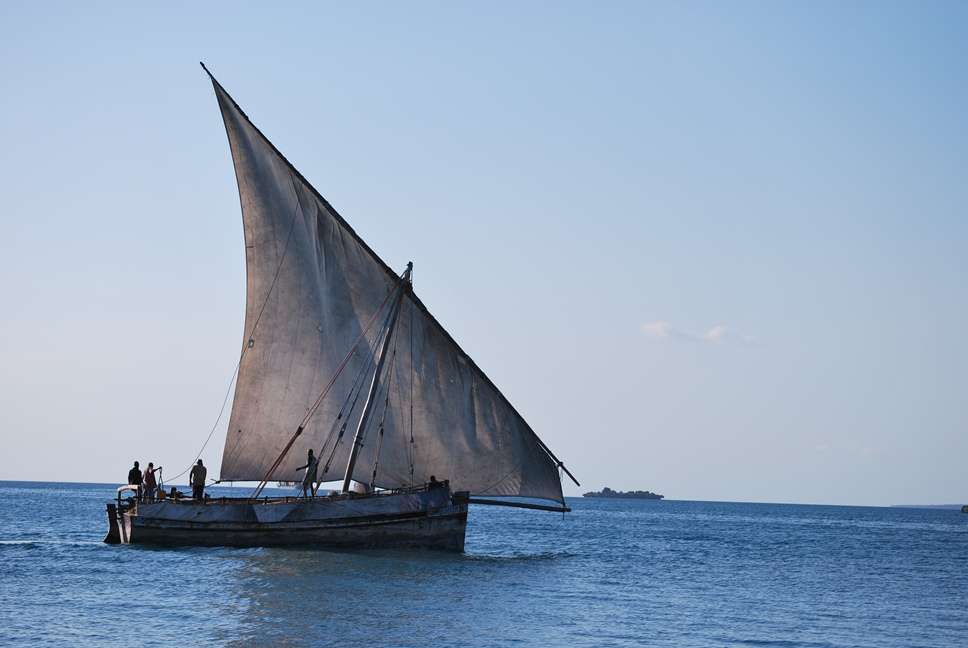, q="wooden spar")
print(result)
[534,438,580,487]
[341,262,412,493]
[466,498,571,513]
